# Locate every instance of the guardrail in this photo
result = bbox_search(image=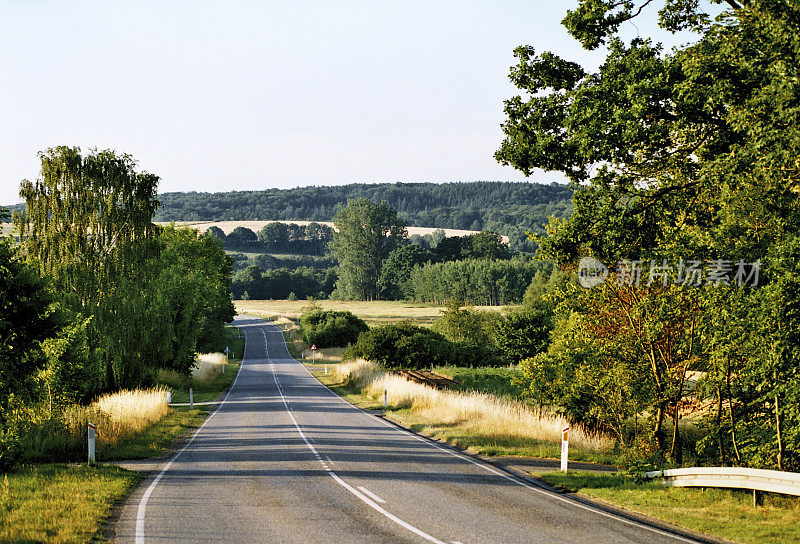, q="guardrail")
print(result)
[642,466,800,505]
